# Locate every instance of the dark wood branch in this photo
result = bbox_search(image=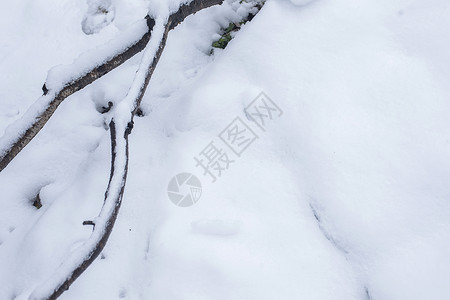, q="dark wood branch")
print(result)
[0,18,156,173]
[30,1,225,299]
[43,120,129,300]
[169,0,223,30]
[0,0,225,173]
